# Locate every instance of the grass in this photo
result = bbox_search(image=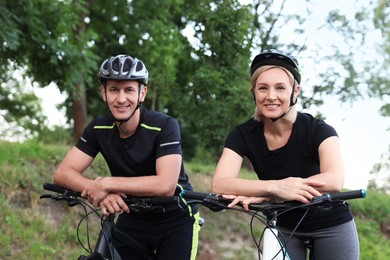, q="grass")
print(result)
[0,140,390,259]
